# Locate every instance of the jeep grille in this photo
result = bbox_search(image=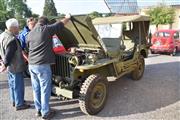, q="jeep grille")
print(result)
[52,54,71,78]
